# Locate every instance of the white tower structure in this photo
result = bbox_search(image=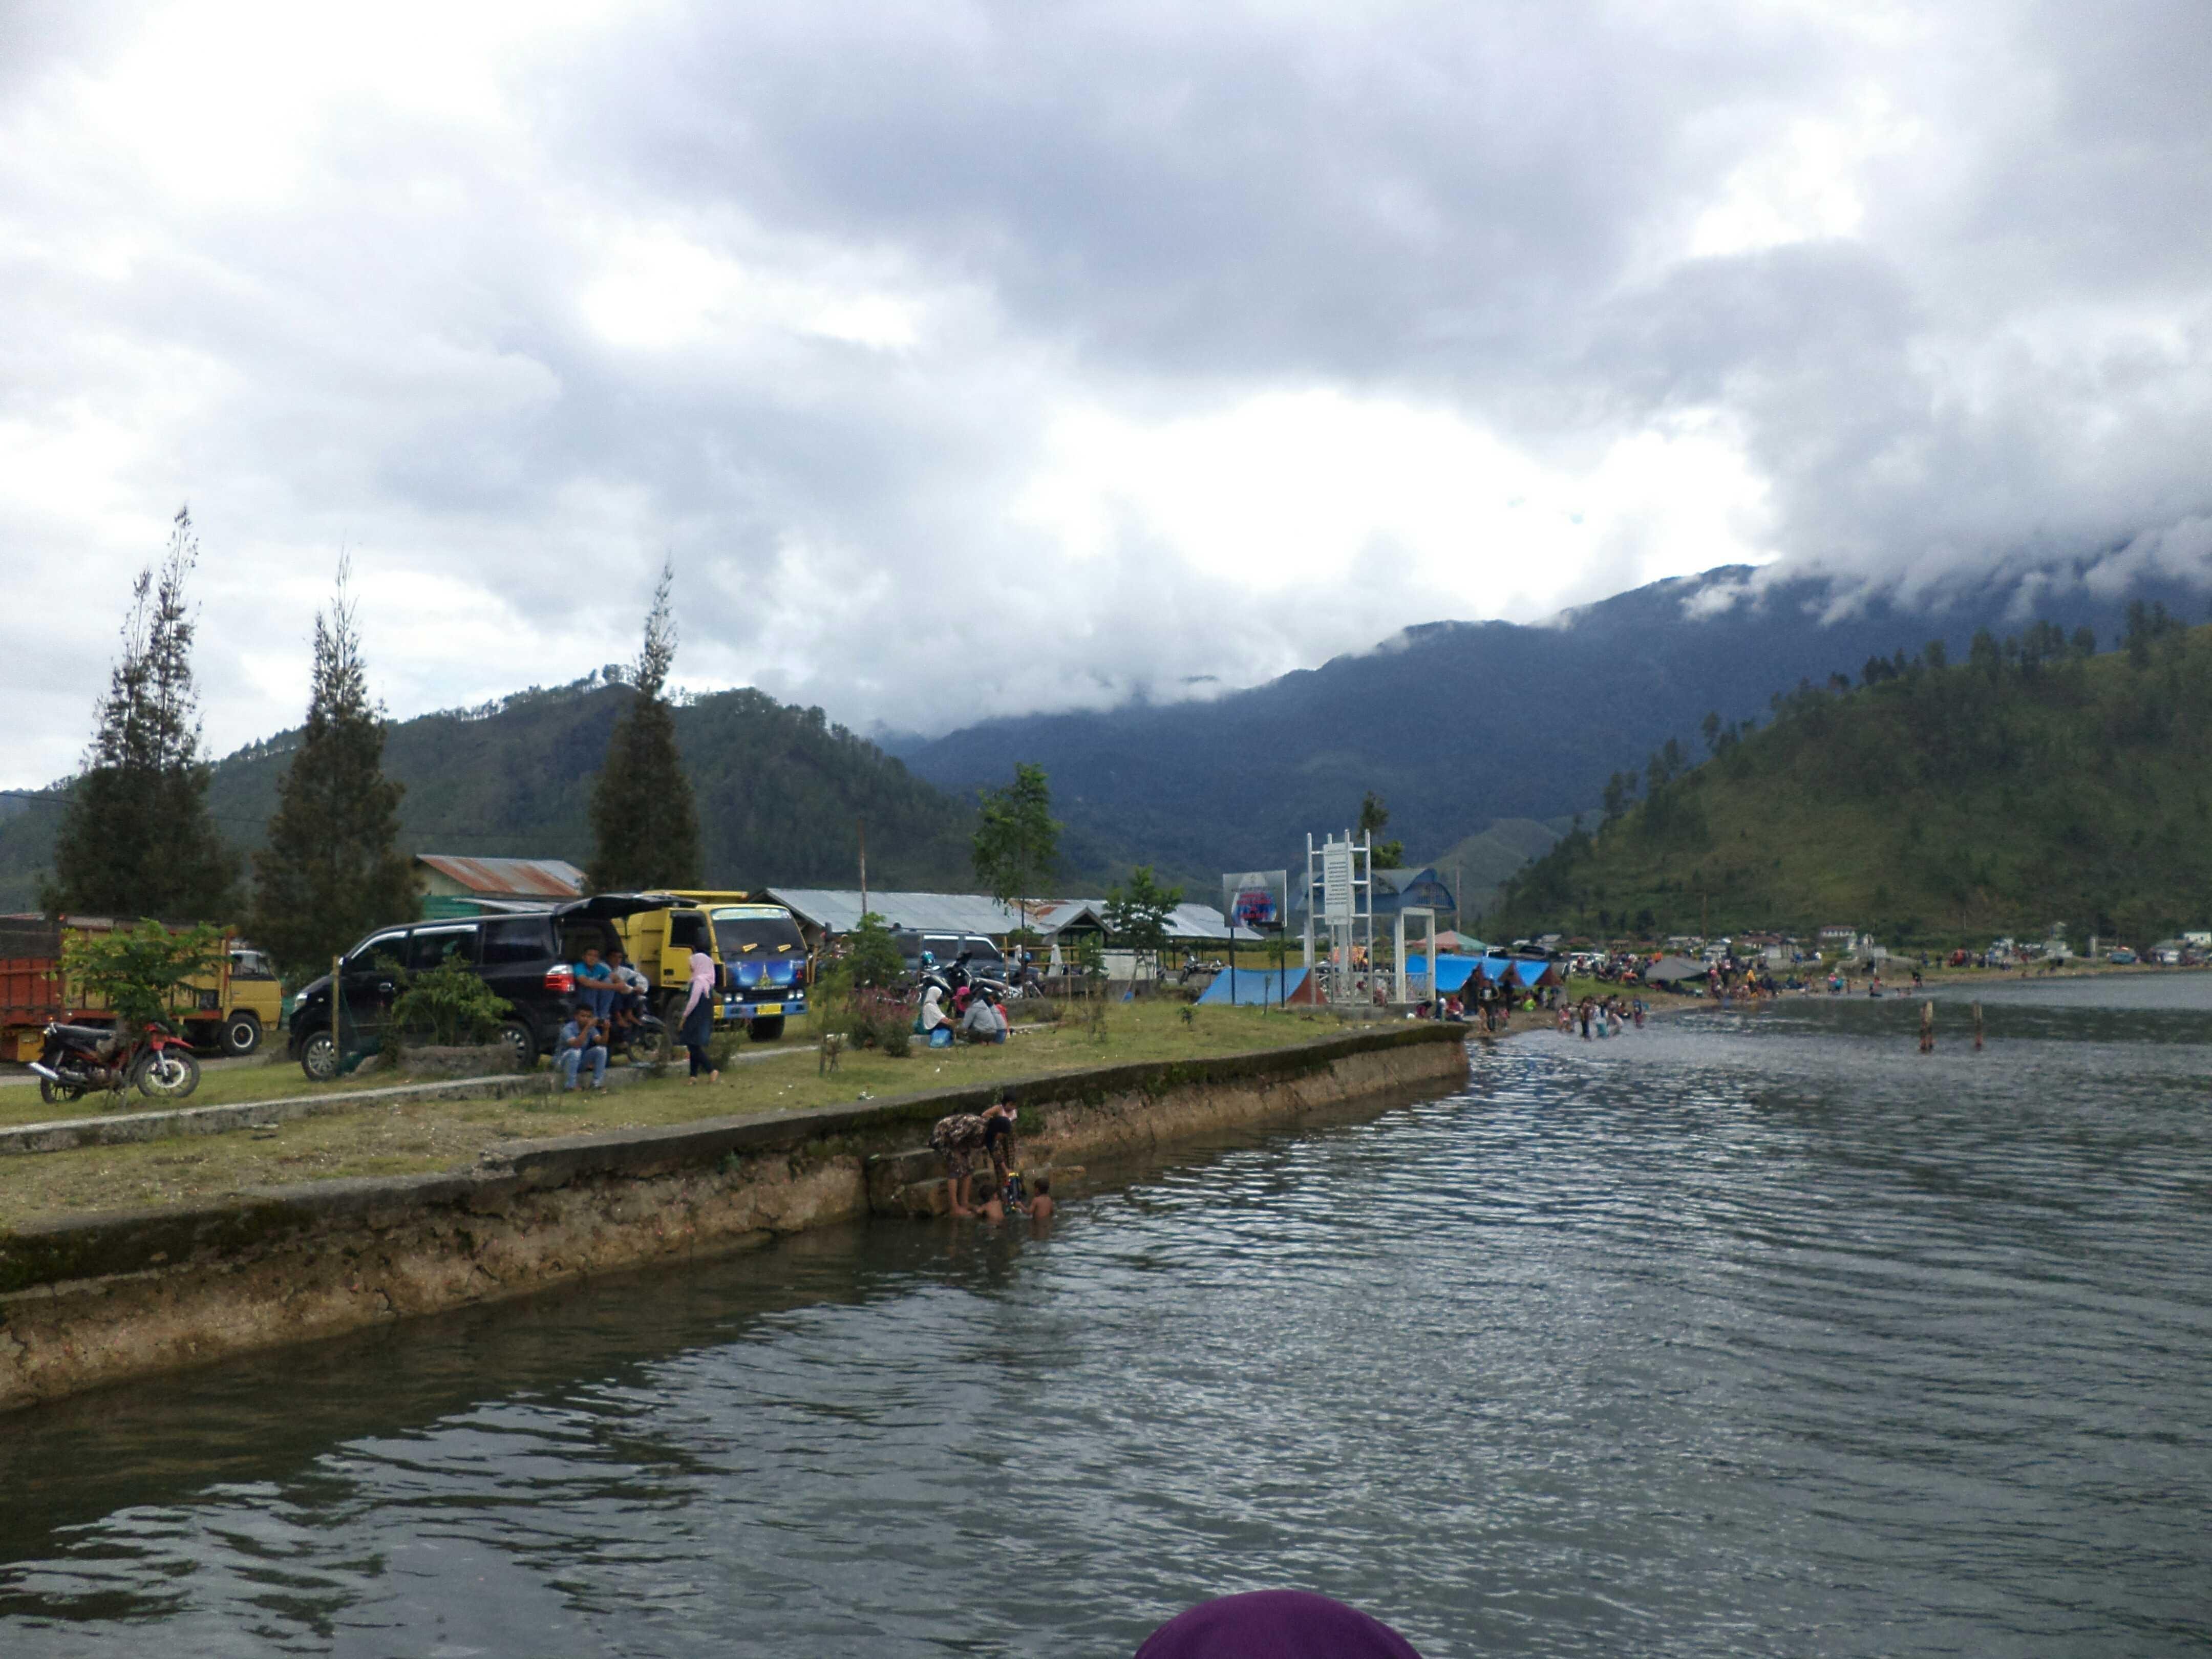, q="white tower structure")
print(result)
[1304,831,1373,1005]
